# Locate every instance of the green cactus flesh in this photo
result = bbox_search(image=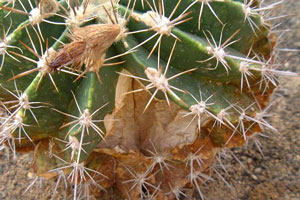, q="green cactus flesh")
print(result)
[0,0,293,199]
